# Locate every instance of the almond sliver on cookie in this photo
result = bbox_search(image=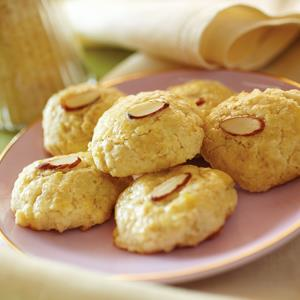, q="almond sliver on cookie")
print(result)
[151,173,191,201]
[220,116,265,136]
[38,155,81,170]
[61,90,100,111]
[128,101,169,119]
[195,98,205,106]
